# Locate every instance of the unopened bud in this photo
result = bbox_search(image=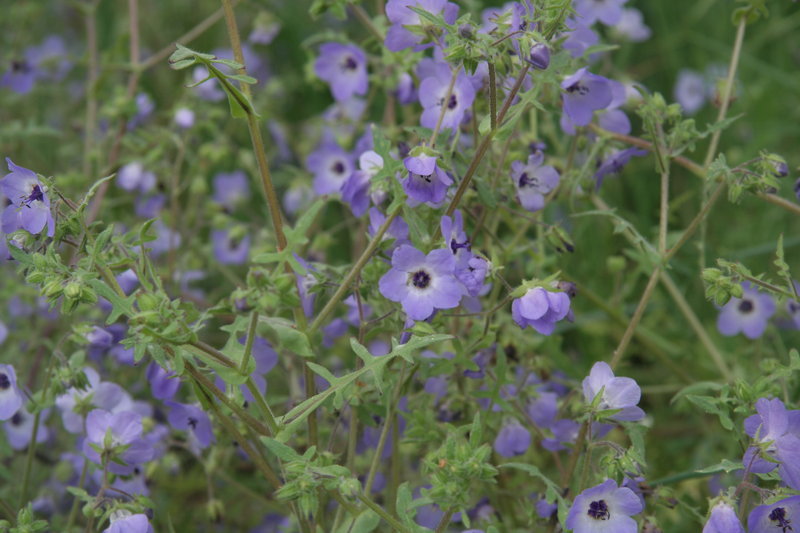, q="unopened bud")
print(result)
[526,43,550,70]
